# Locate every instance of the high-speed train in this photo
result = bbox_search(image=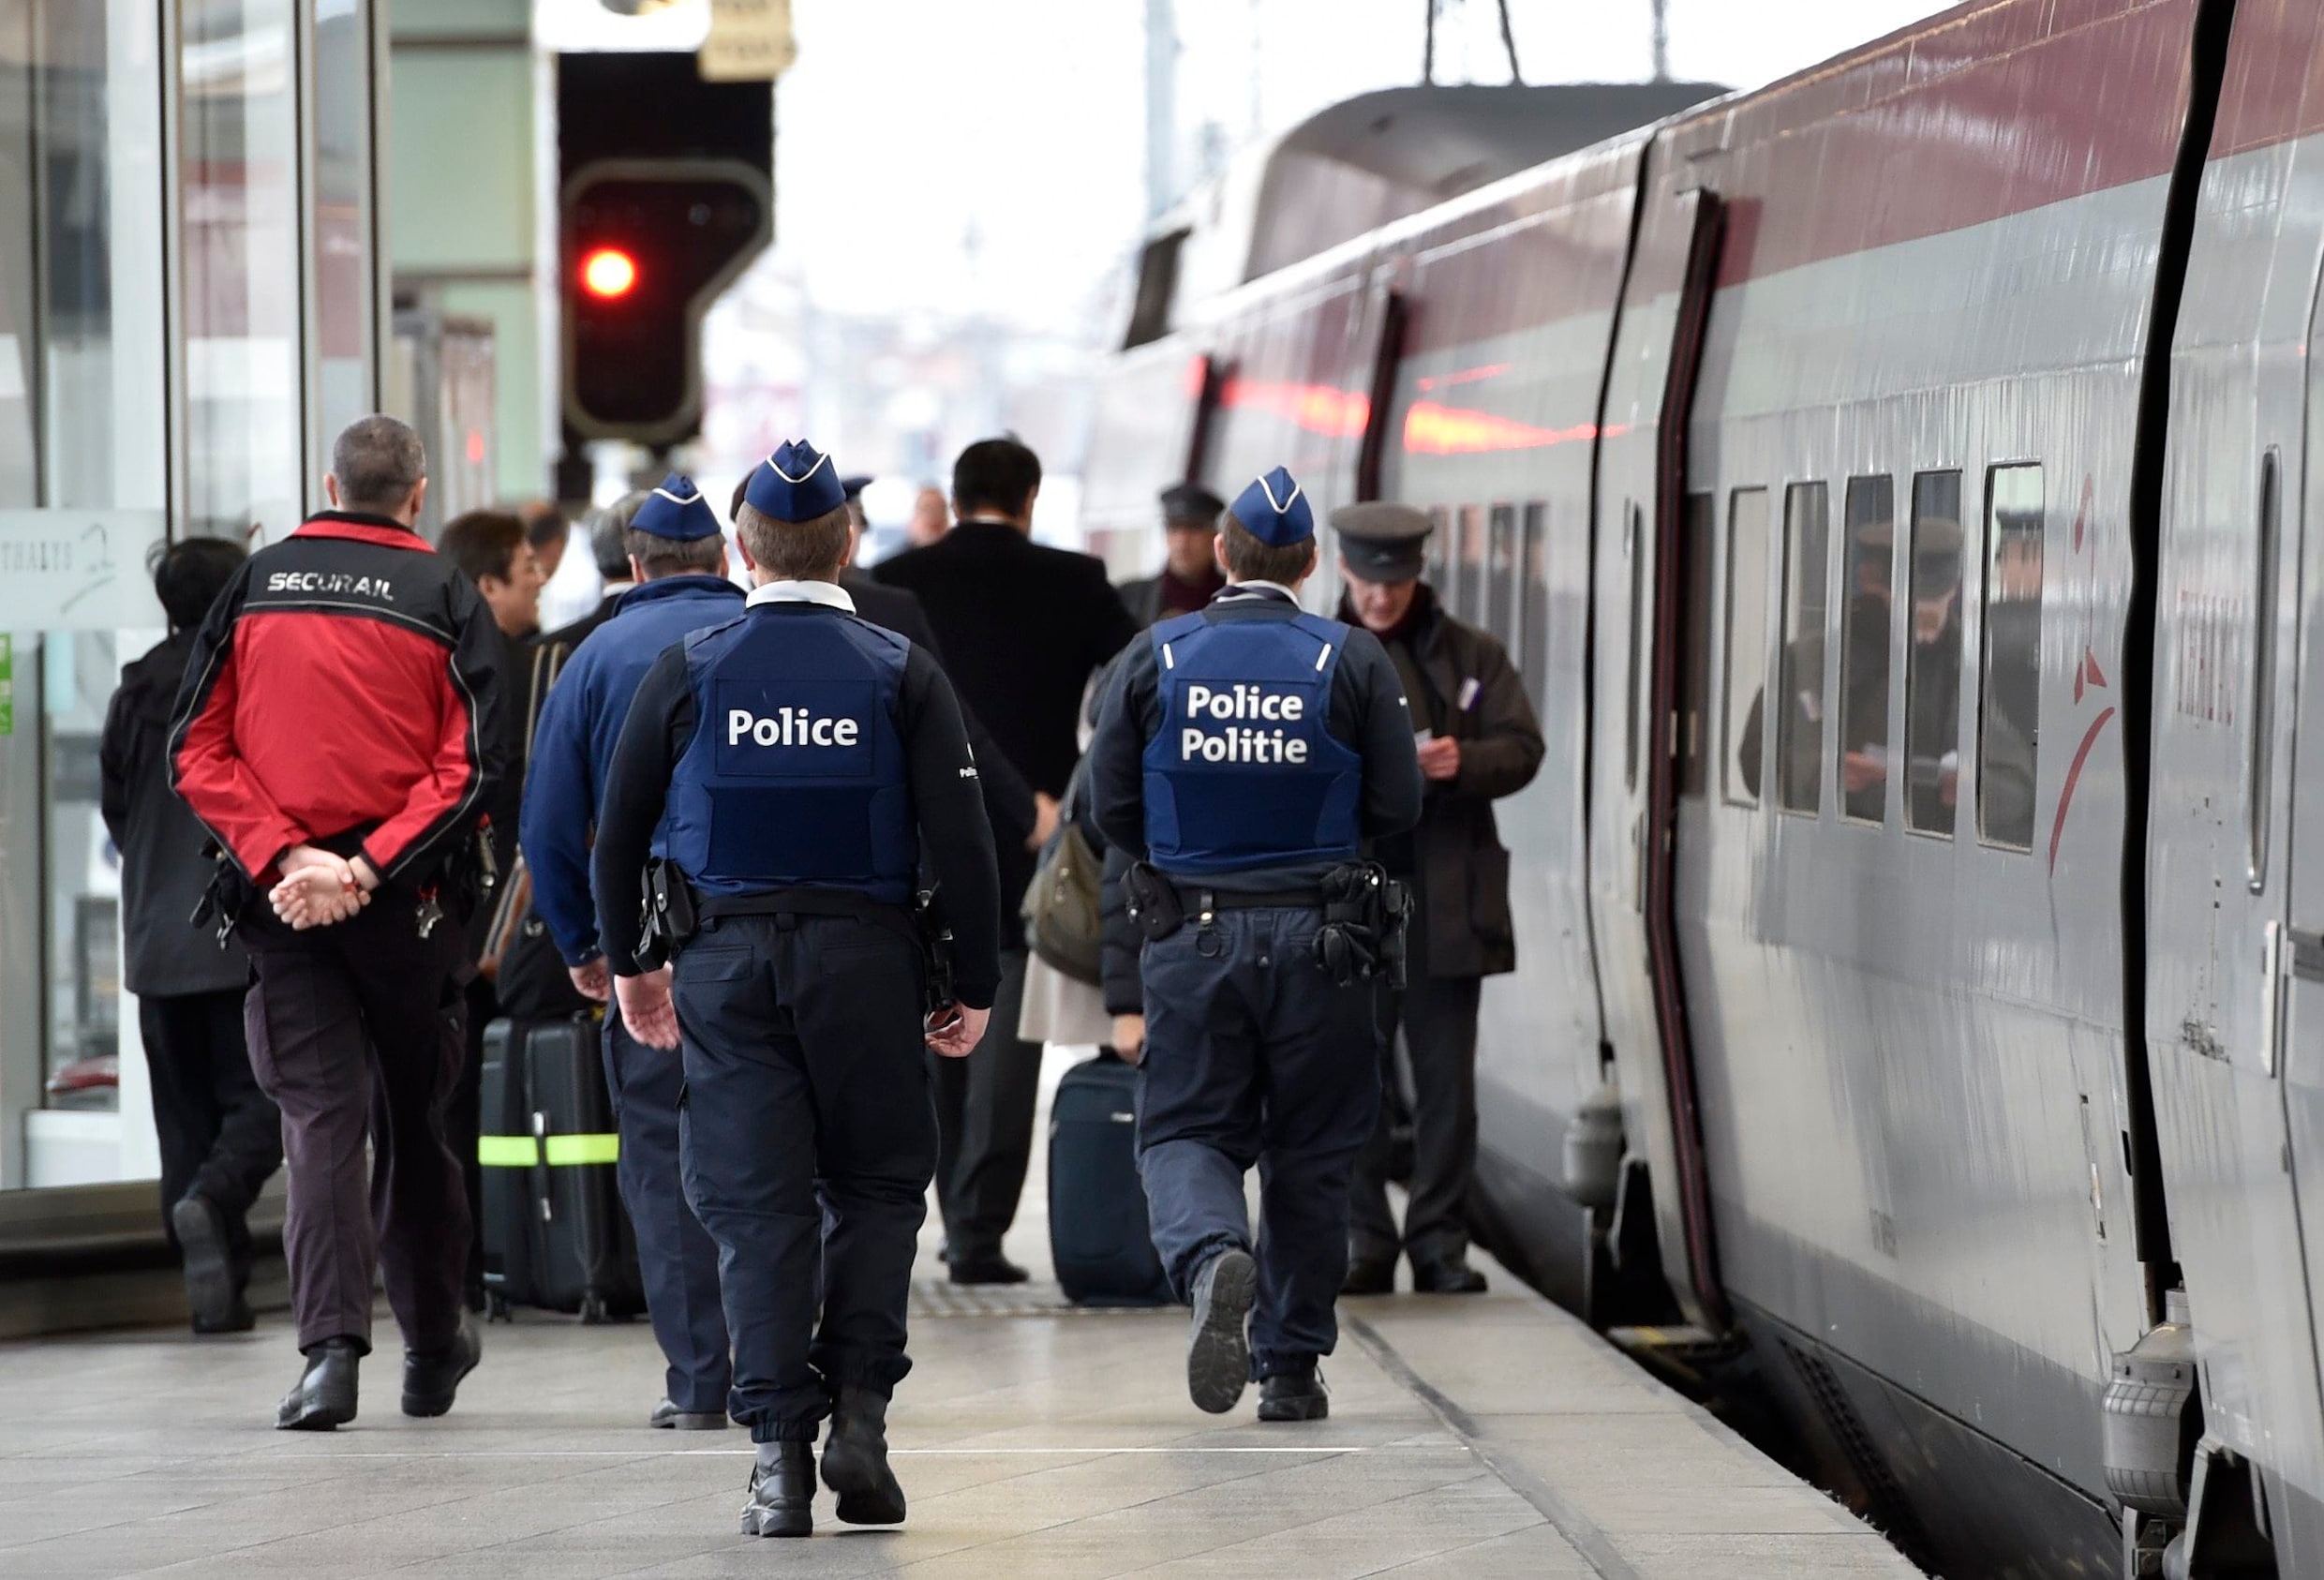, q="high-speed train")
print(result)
[1085,3,2324,1575]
